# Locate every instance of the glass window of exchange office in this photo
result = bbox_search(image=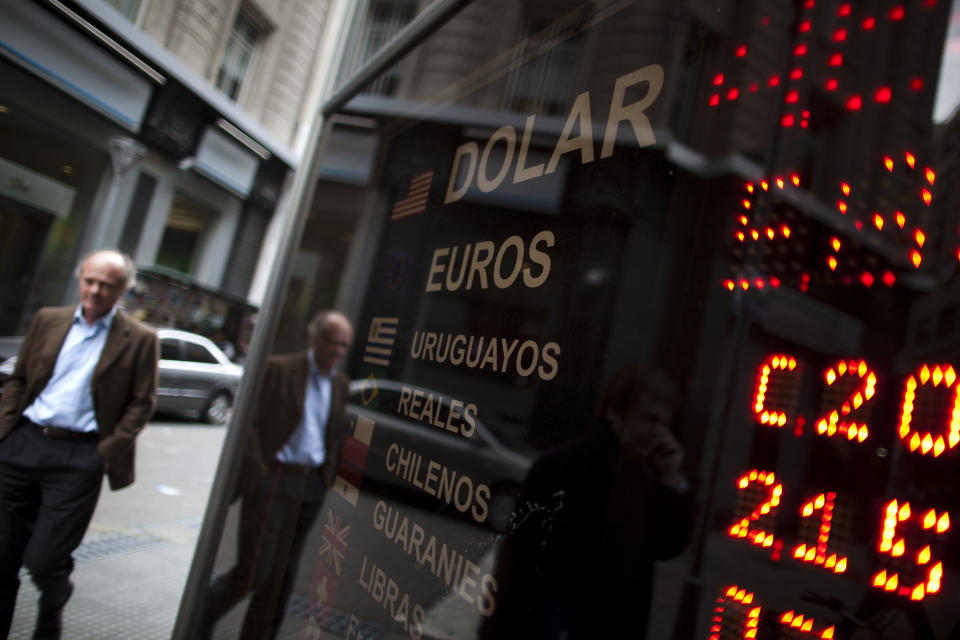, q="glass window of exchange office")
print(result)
[180,0,960,638]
